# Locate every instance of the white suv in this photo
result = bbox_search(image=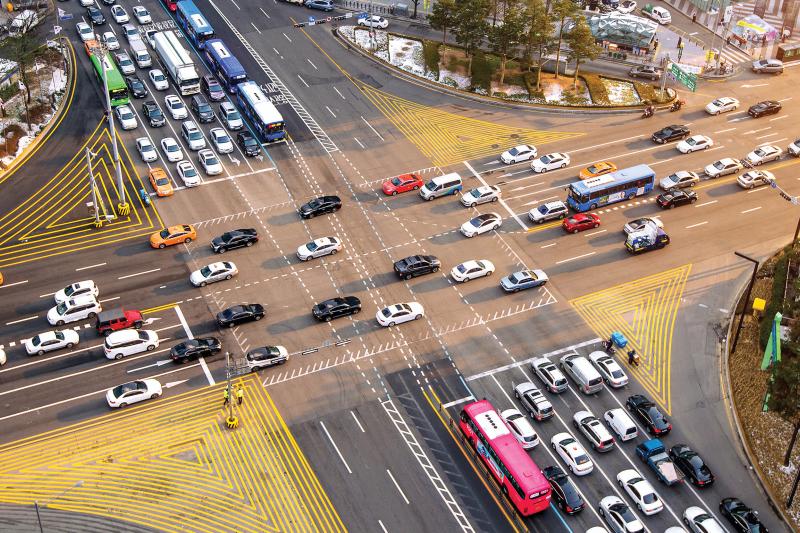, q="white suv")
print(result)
[528,201,569,224]
[219,102,243,130]
[104,329,159,359]
[47,295,102,326]
[181,120,206,151]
